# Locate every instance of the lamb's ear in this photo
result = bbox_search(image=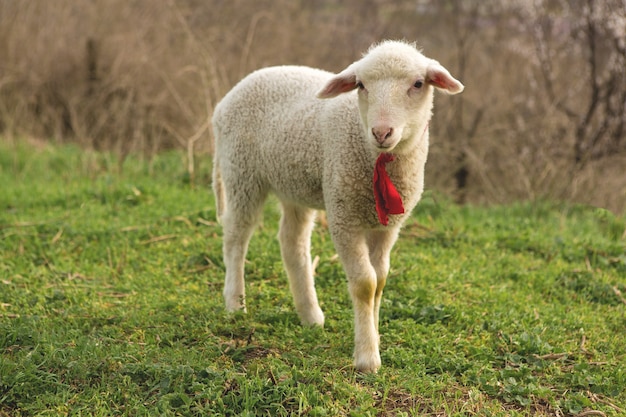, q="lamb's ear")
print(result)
[426,61,464,95]
[317,65,357,99]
